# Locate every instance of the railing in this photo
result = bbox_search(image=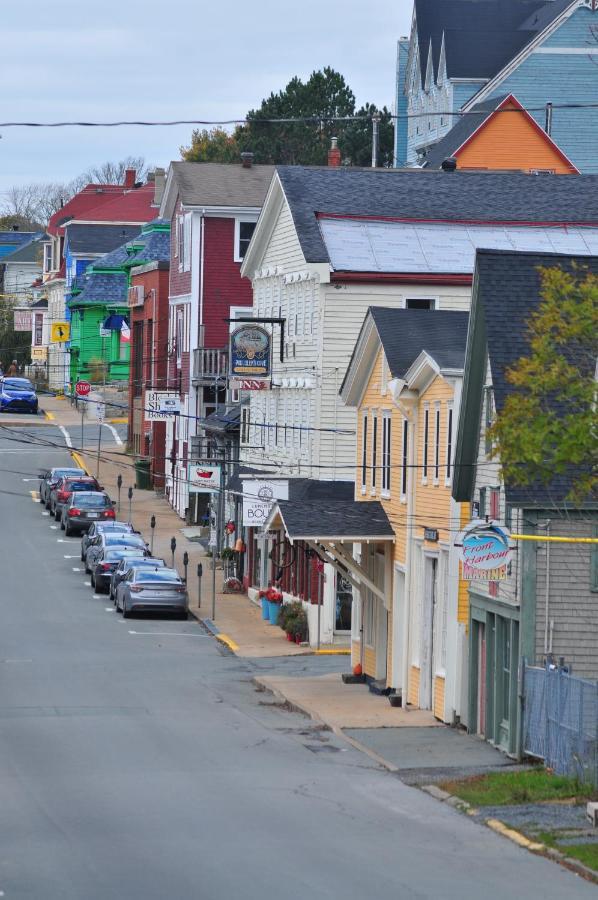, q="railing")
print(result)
[192,347,228,383]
